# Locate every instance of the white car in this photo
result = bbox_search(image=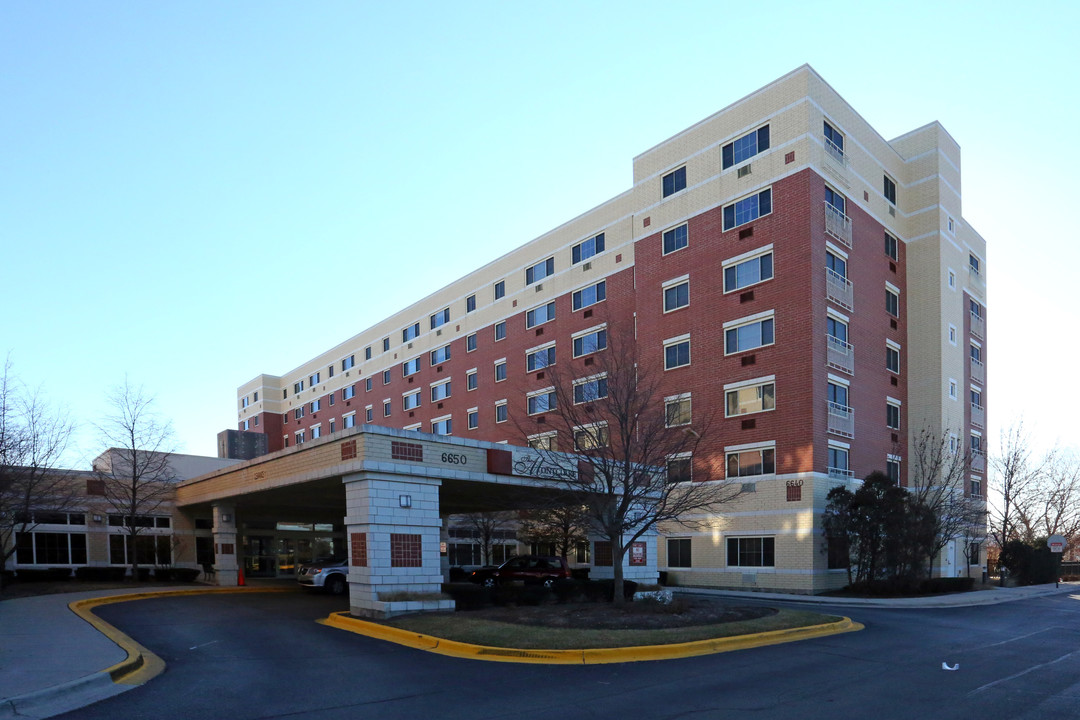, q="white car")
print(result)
[297,558,348,595]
